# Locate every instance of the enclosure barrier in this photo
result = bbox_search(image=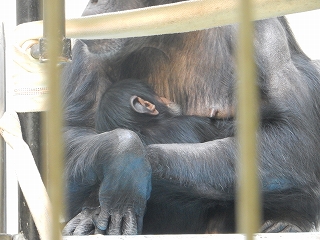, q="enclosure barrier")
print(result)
[0,111,52,240]
[63,233,320,240]
[16,1,44,239]
[0,0,319,240]
[236,0,260,238]
[42,0,65,239]
[13,0,320,47]
[0,22,6,234]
